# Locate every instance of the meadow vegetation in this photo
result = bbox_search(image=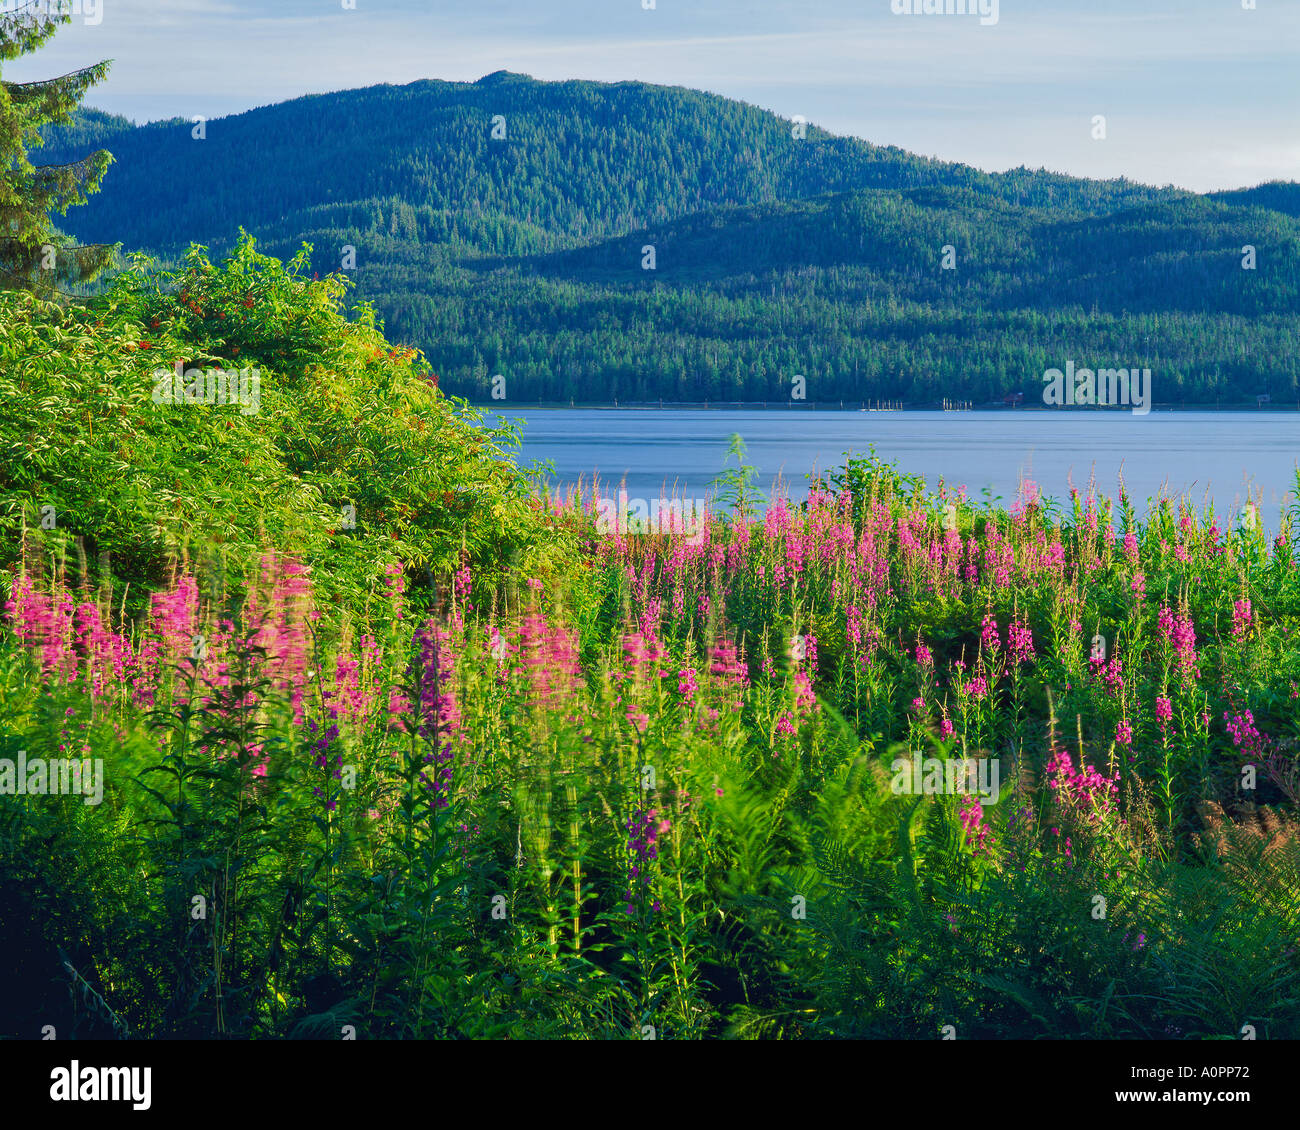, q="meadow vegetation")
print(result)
[3,241,1298,1039]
